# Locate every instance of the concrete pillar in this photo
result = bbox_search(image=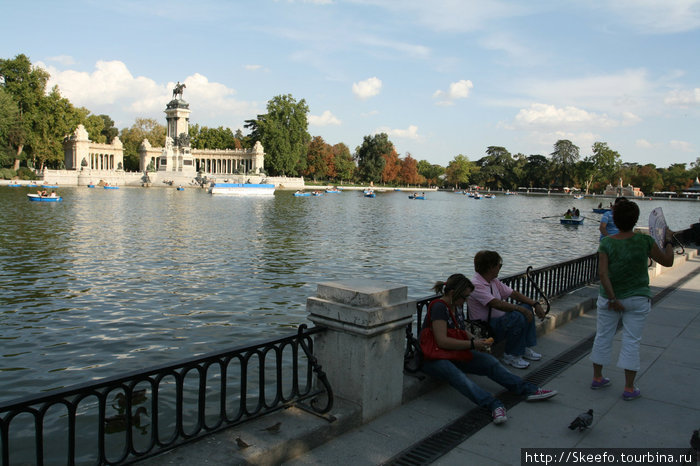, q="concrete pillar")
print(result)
[306,280,415,422]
